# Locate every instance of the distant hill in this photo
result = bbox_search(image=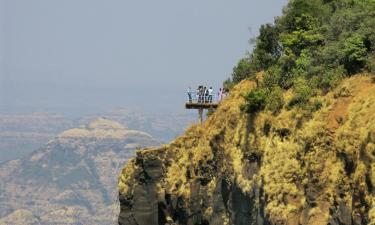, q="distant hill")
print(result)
[0,113,74,163]
[0,118,160,225]
[80,108,196,143]
[0,110,194,163]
